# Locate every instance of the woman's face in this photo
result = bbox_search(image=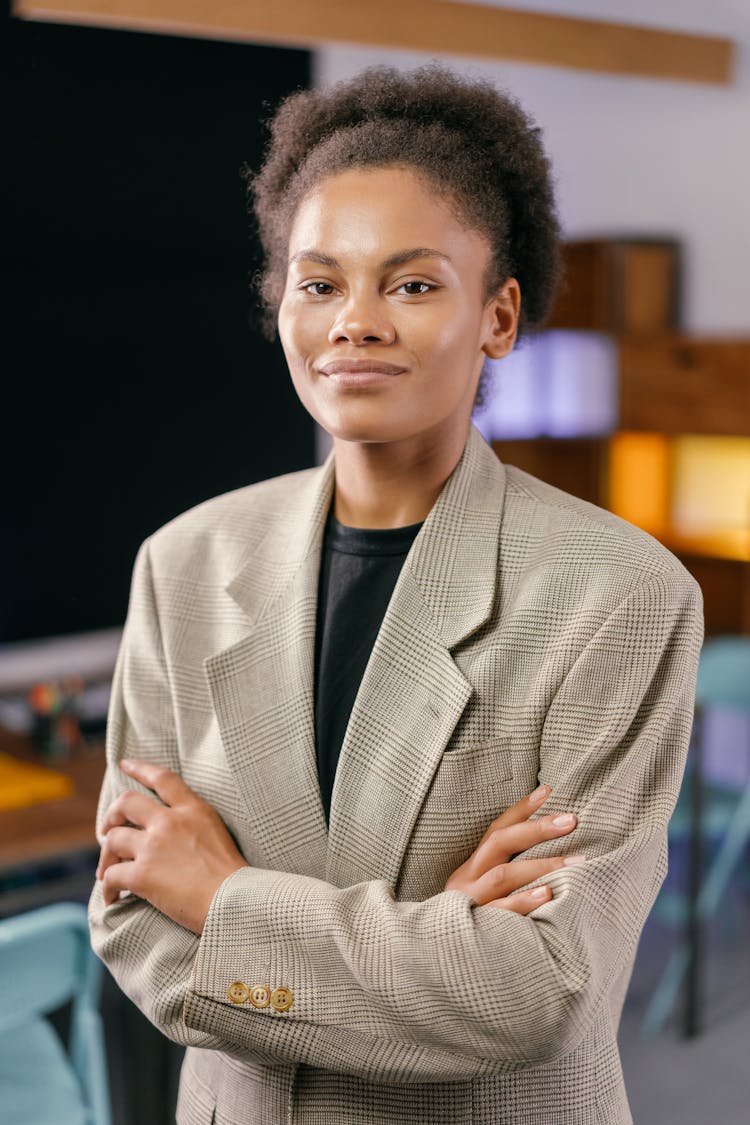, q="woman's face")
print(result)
[277,165,519,448]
